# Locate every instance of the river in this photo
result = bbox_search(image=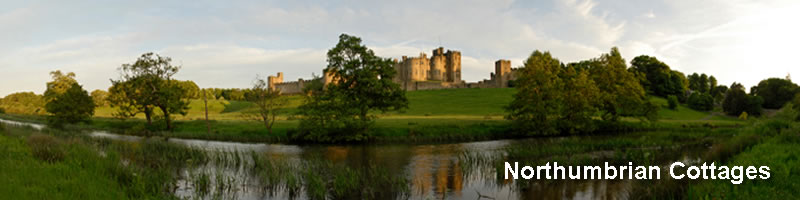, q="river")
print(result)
[0,118,709,199]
